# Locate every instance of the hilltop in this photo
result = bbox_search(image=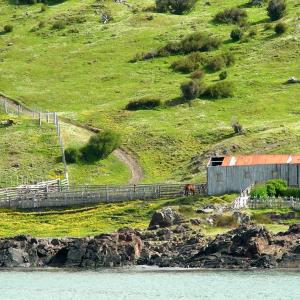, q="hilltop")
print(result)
[0,0,300,184]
